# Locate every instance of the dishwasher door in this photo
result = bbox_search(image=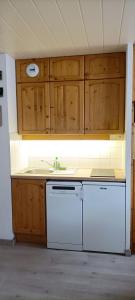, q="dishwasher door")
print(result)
[46,181,82,250]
